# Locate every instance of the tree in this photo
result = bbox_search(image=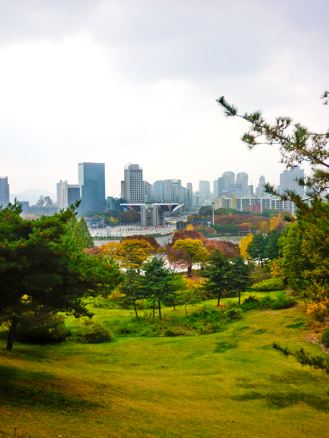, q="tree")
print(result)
[269,217,280,231]
[121,234,160,252]
[217,94,329,200]
[139,258,177,318]
[260,221,270,234]
[172,239,209,277]
[65,216,94,251]
[186,224,194,231]
[118,269,142,318]
[114,239,154,272]
[229,256,252,304]
[79,217,94,248]
[99,242,119,258]
[265,231,281,261]
[179,279,204,316]
[239,234,253,260]
[201,249,231,305]
[247,233,267,267]
[0,203,122,351]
